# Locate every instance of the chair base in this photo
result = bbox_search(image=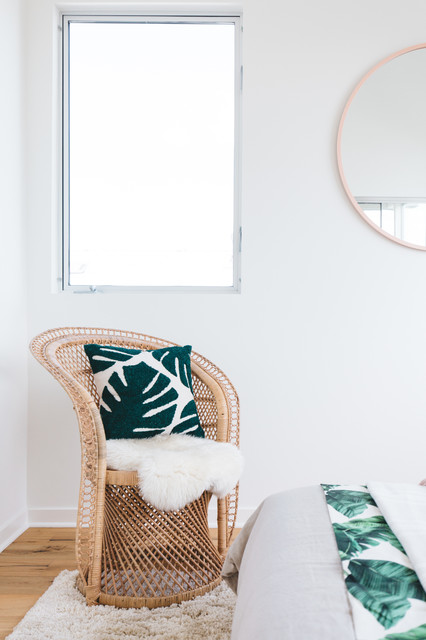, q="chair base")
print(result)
[77,576,223,609]
[78,474,223,608]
